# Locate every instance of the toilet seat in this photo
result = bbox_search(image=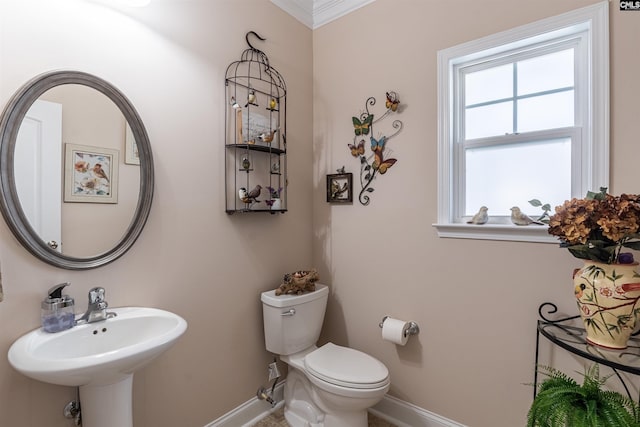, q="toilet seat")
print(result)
[304,343,389,389]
